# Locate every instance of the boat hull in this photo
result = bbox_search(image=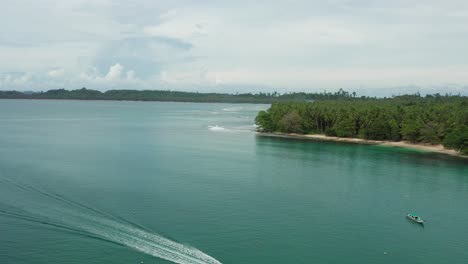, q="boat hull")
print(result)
[407,214,424,224]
